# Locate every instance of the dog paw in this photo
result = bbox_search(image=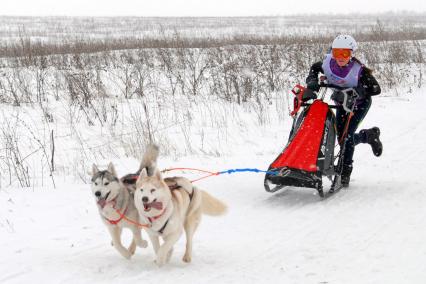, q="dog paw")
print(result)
[182,254,192,263]
[155,257,166,267]
[120,250,132,260]
[137,239,148,248]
